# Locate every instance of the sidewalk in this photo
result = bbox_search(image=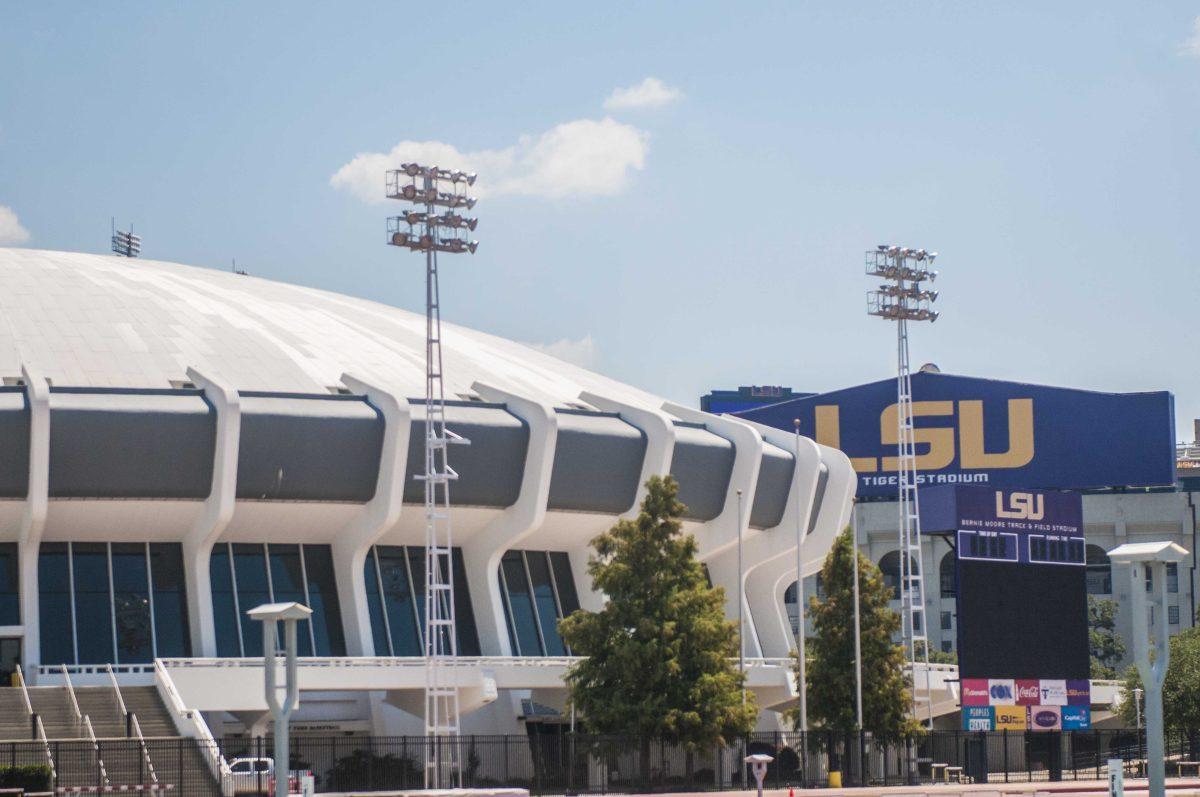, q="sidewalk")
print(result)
[623,780,1200,797]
